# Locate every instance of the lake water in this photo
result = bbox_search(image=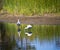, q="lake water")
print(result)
[0,23,60,50]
